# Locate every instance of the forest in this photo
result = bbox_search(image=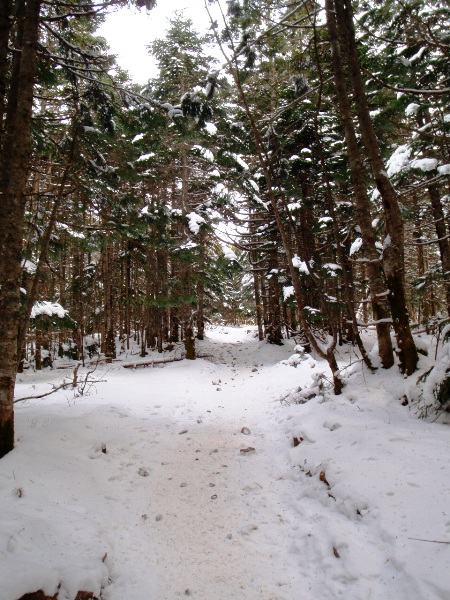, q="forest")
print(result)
[1,0,450,455]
